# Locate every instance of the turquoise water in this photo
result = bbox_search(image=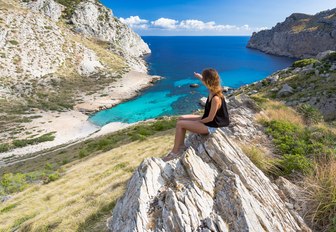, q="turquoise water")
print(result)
[90,36,295,126]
